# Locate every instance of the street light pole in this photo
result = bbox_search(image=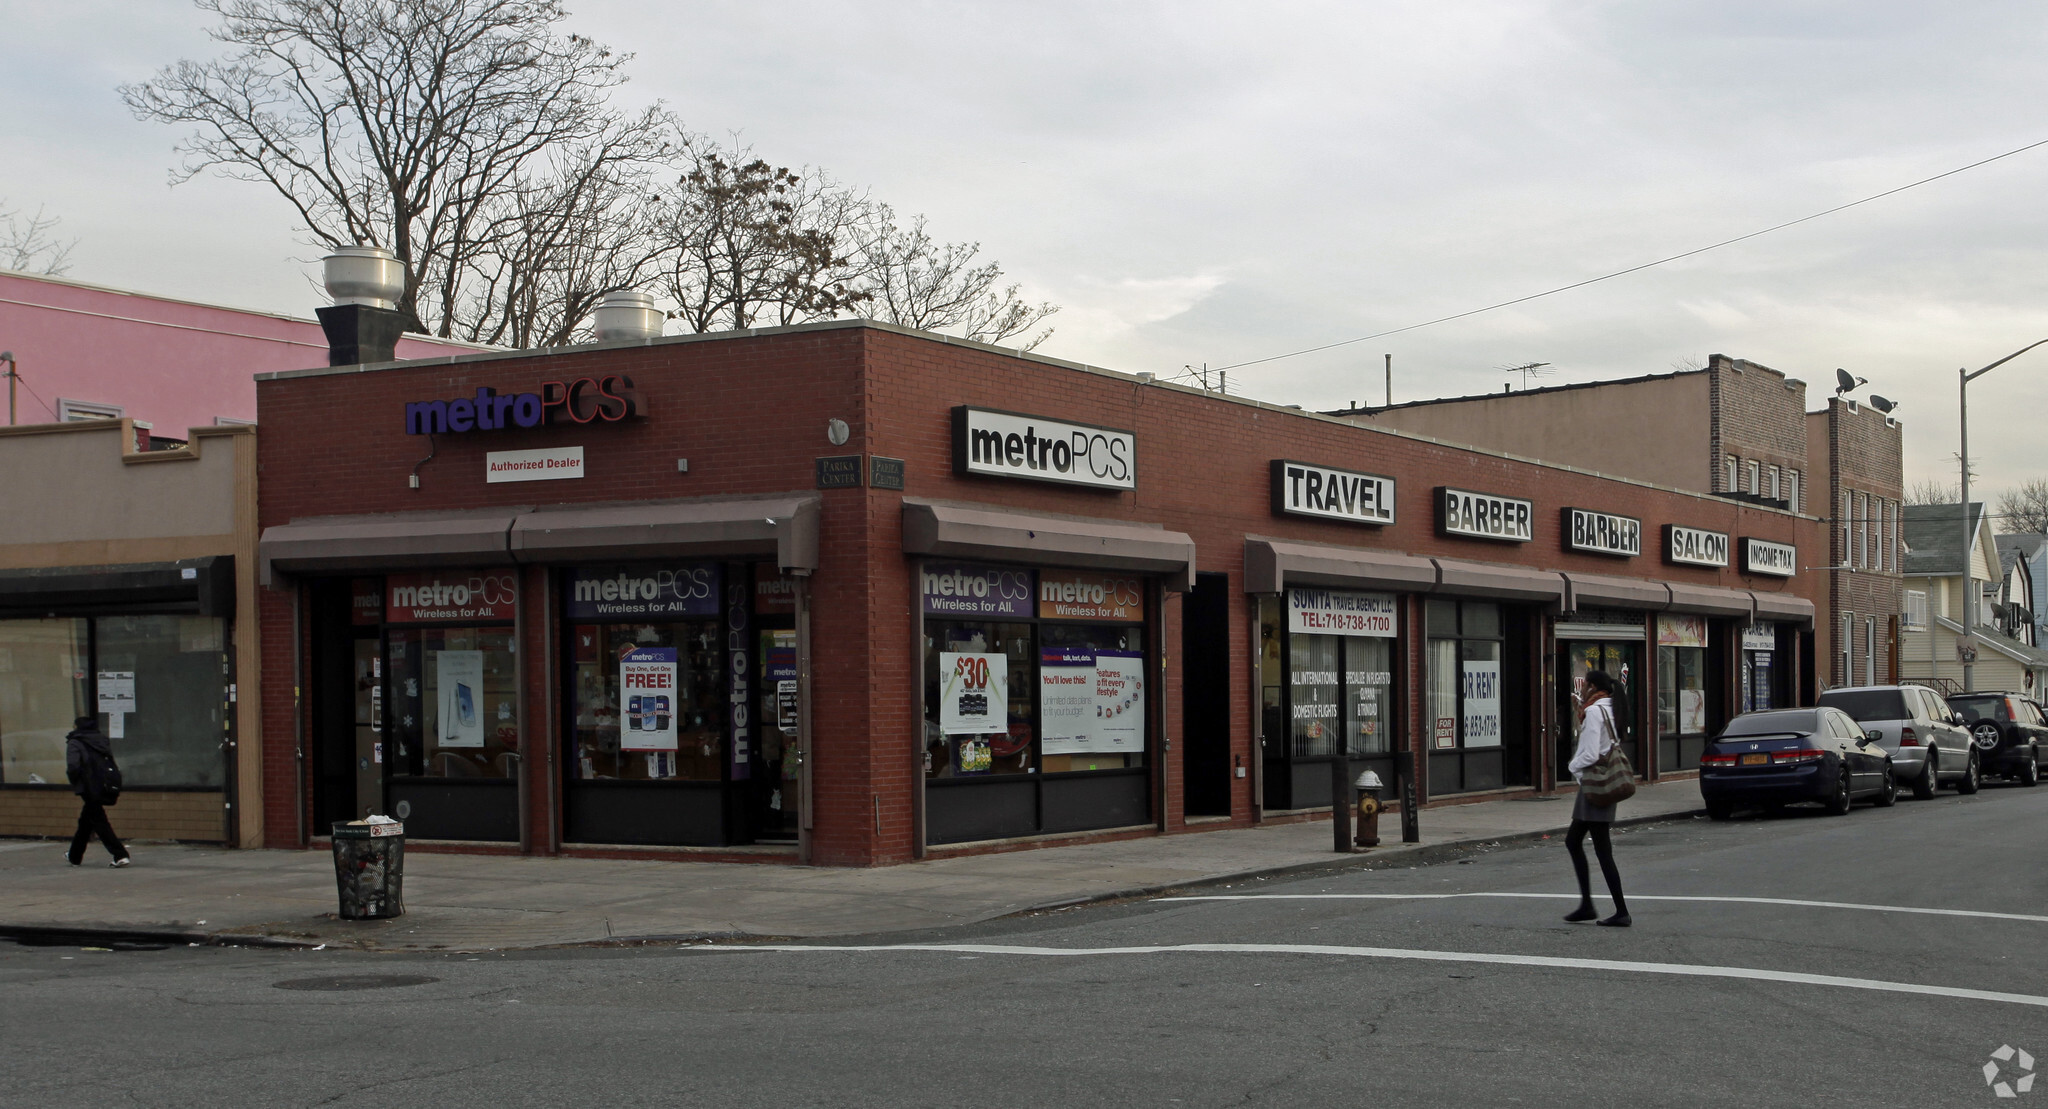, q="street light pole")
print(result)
[1958,338,2048,691]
